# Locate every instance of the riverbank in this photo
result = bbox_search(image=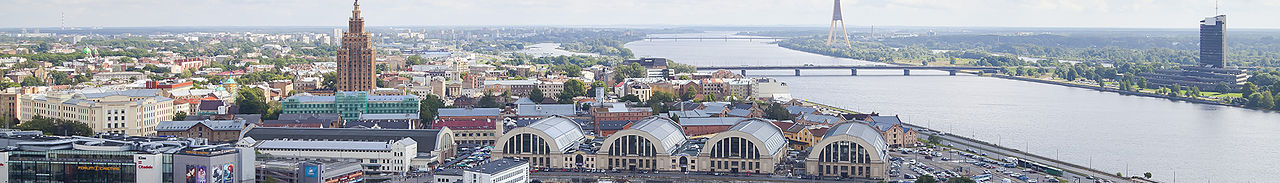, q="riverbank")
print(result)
[990,75,1234,107]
